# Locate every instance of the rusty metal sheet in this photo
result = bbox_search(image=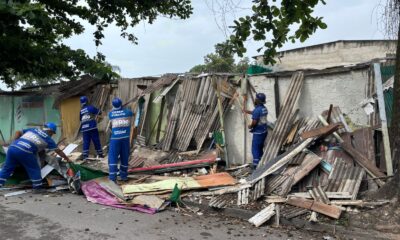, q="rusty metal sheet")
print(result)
[194,172,237,188]
[281,205,309,219]
[352,127,375,164]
